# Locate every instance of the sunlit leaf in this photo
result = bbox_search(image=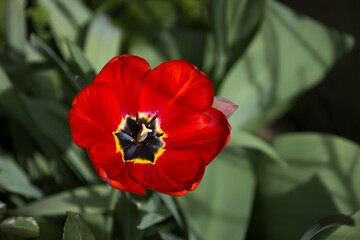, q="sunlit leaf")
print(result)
[129,41,167,69]
[0,217,39,238]
[57,0,91,26]
[248,133,360,239]
[84,14,122,72]
[63,211,95,240]
[219,0,354,131]
[228,130,287,167]
[38,0,76,60]
[0,154,42,199]
[67,41,96,83]
[37,0,90,60]
[12,185,109,216]
[5,0,26,60]
[178,148,256,240]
